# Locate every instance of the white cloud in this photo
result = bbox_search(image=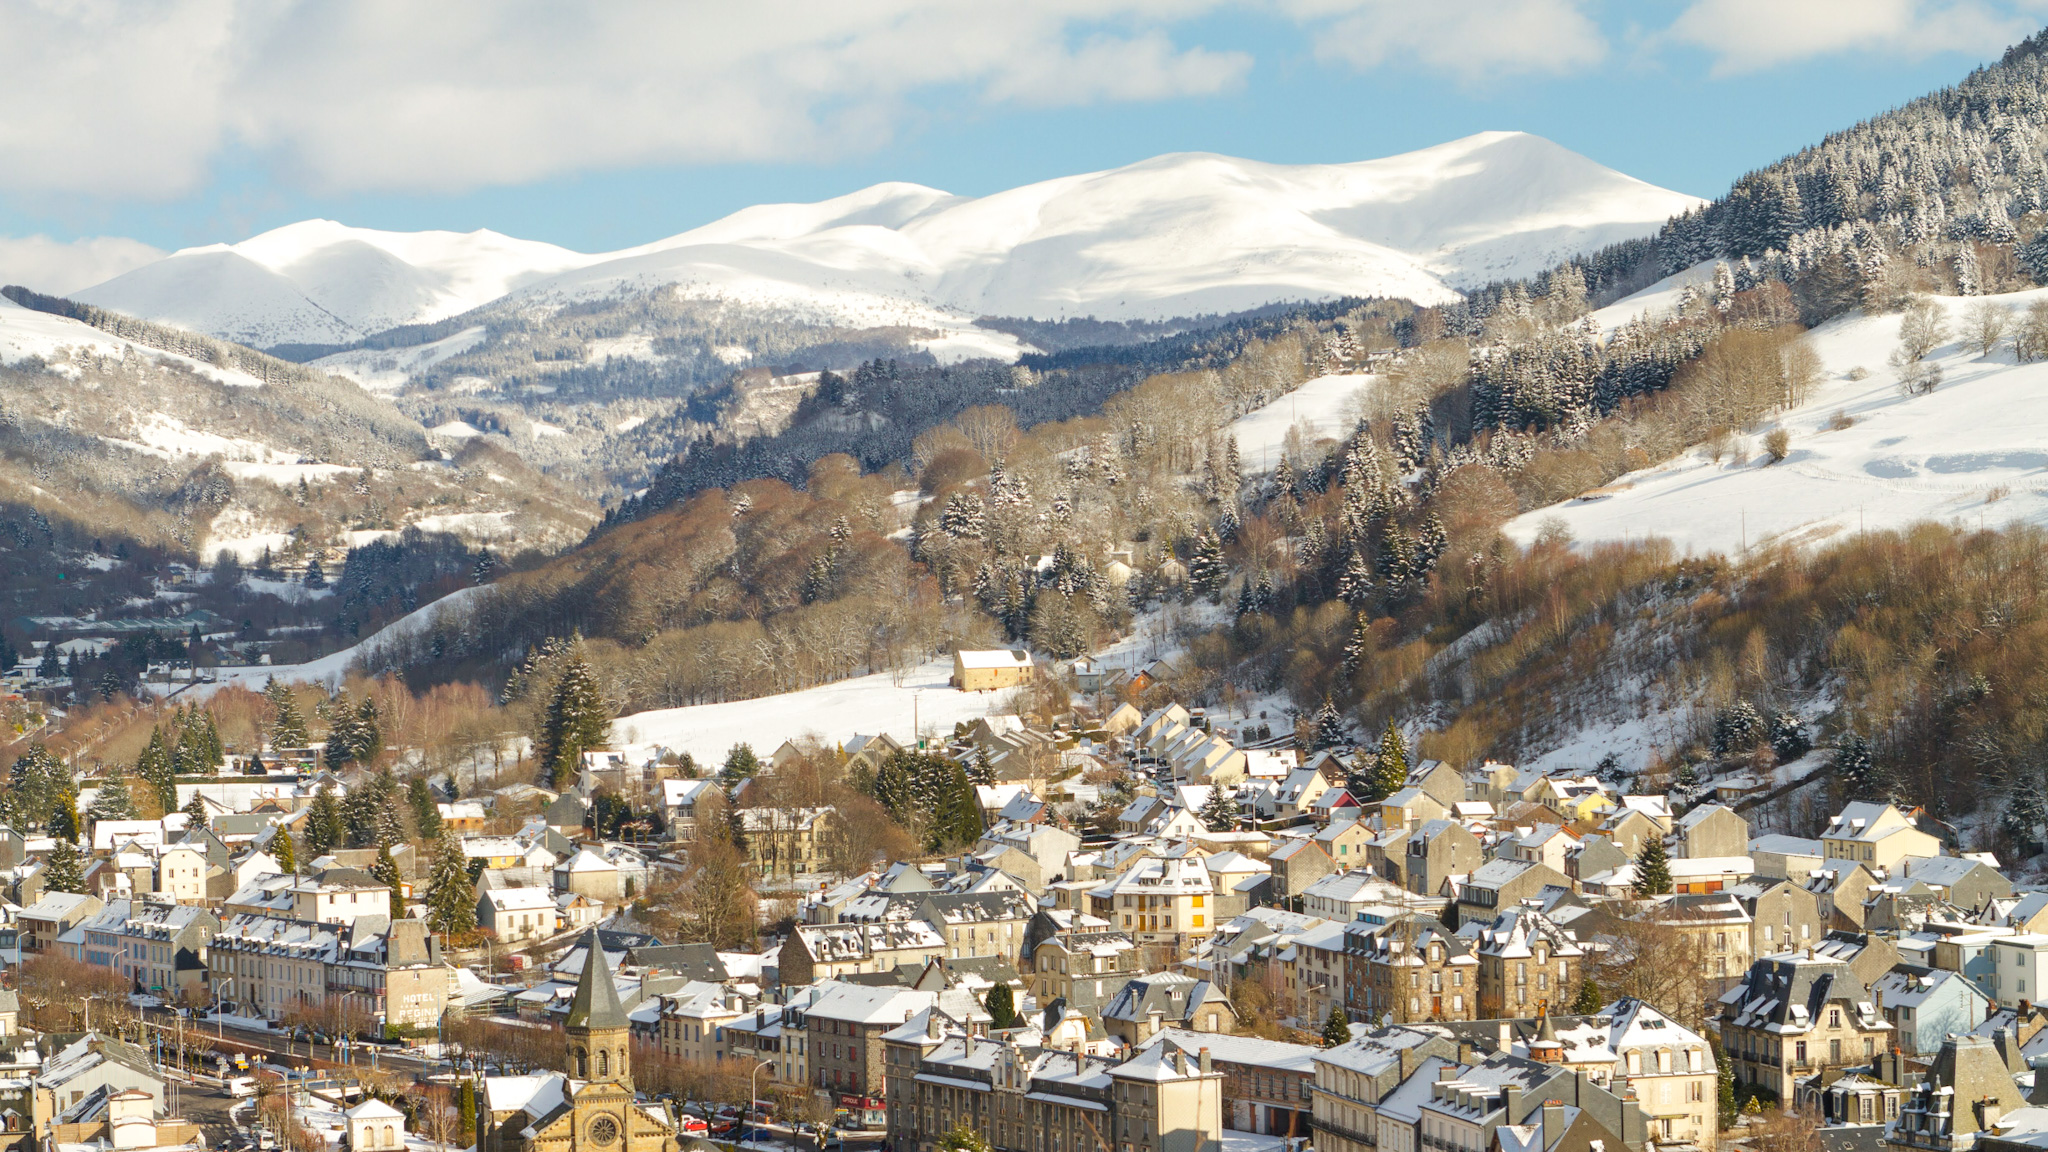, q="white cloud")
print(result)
[0,235,166,295]
[1666,0,2048,73]
[1284,0,1609,82]
[0,0,1248,198]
